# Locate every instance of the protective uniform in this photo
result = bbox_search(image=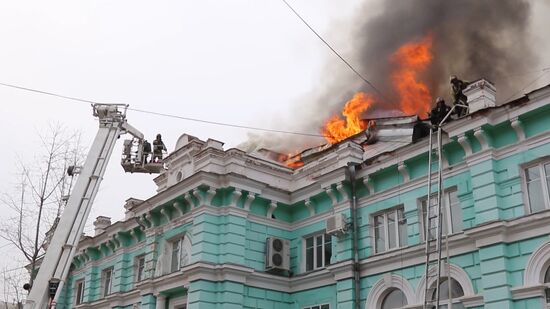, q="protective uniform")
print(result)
[153,134,167,163]
[450,75,470,117]
[429,97,451,126]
